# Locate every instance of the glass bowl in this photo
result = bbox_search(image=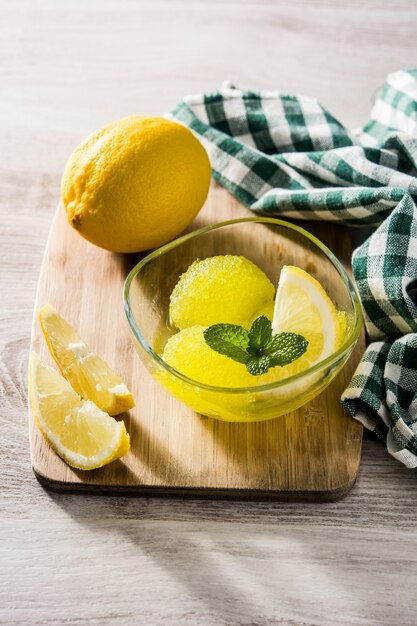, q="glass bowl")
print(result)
[123,218,362,423]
